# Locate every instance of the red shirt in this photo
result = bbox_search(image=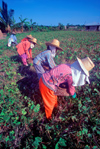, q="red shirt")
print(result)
[21,37,28,42]
[16,40,31,58]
